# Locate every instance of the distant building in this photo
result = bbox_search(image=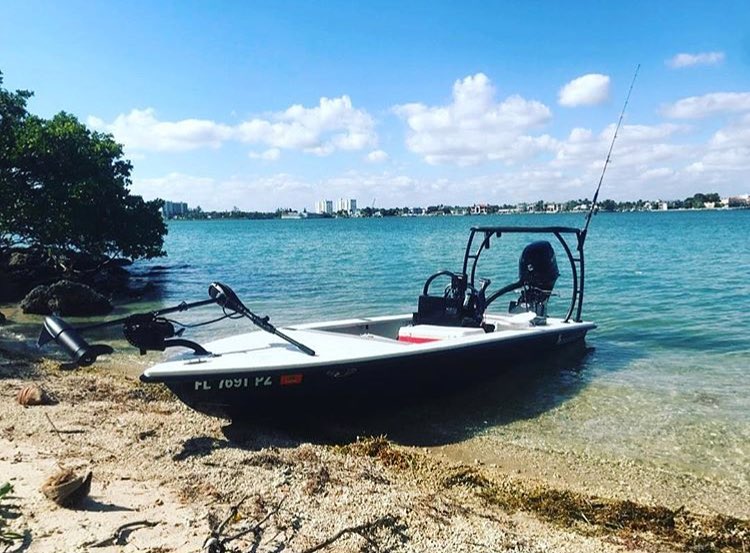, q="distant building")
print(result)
[471,204,488,215]
[162,201,188,219]
[726,194,749,207]
[315,199,334,214]
[336,198,357,214]
[545,203,560,213]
